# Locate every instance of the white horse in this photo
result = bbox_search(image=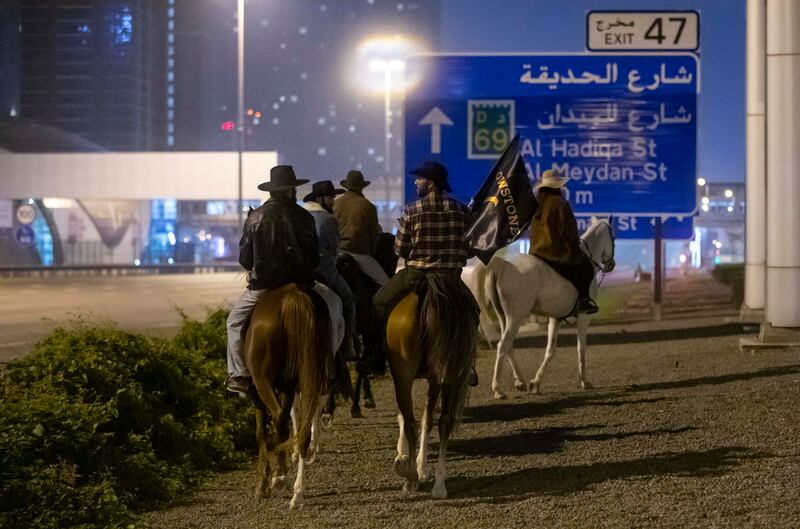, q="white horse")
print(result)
[469,218,616,399]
